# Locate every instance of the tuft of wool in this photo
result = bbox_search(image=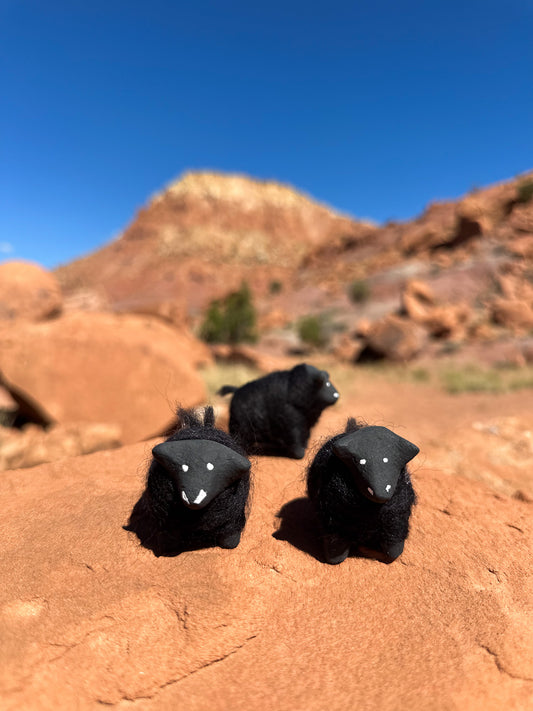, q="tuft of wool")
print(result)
[126,406,251,555]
